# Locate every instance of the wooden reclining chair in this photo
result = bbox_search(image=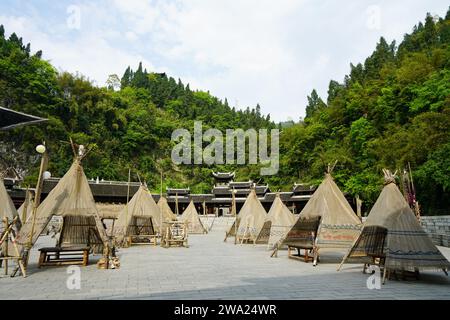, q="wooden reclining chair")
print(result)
[362,225,388,273]
[272,217,321,262]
